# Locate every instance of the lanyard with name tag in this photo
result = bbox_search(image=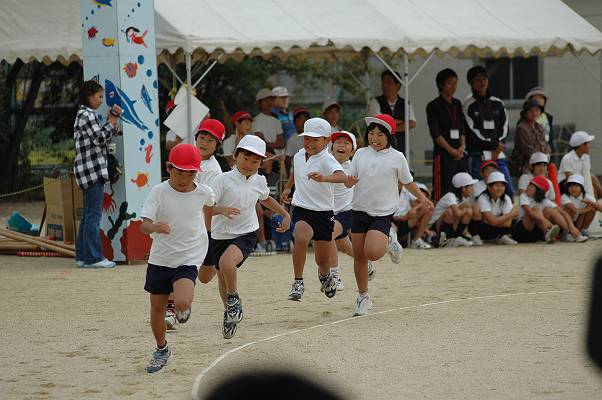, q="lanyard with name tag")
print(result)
[450,129,460,139]
[484,120,495,130]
